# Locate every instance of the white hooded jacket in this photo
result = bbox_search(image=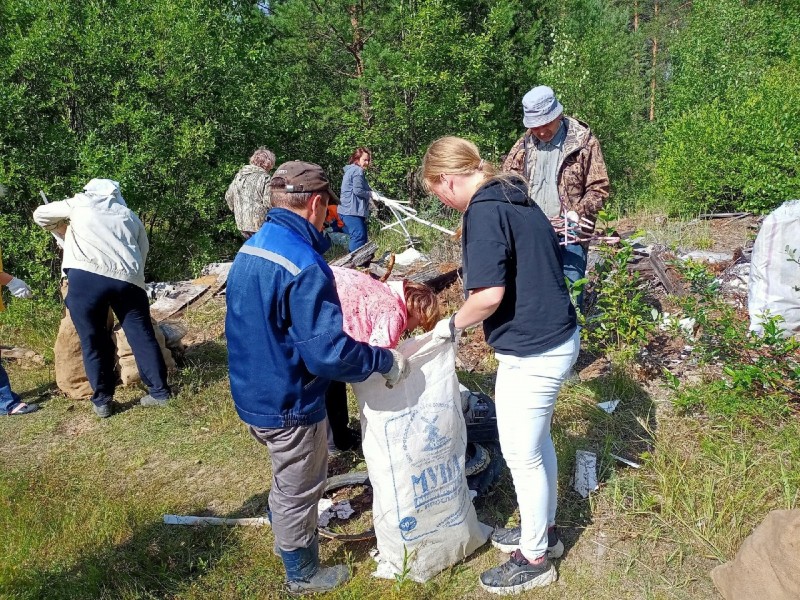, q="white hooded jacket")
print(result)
[33,179,149,290]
